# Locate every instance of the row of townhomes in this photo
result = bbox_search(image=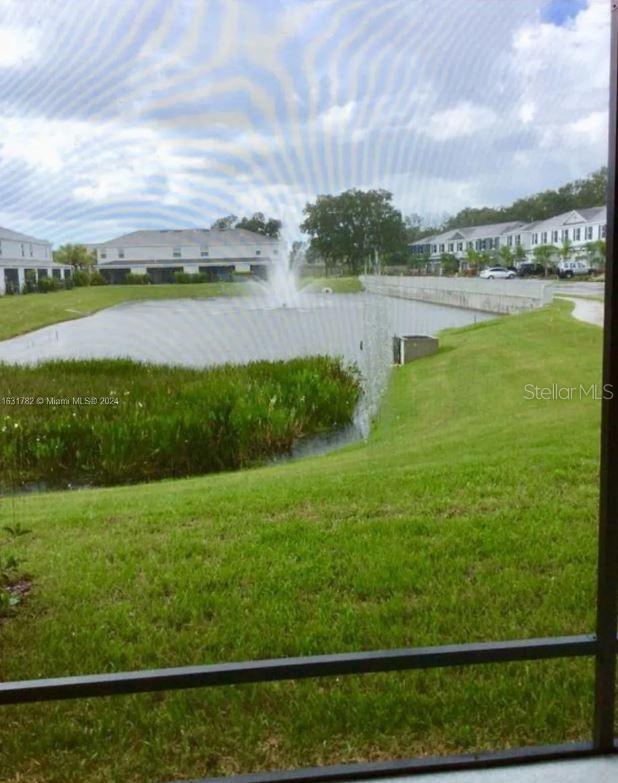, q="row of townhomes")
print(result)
[410,206,607,272]
[86,228,281,283]
[0,226,71,294]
